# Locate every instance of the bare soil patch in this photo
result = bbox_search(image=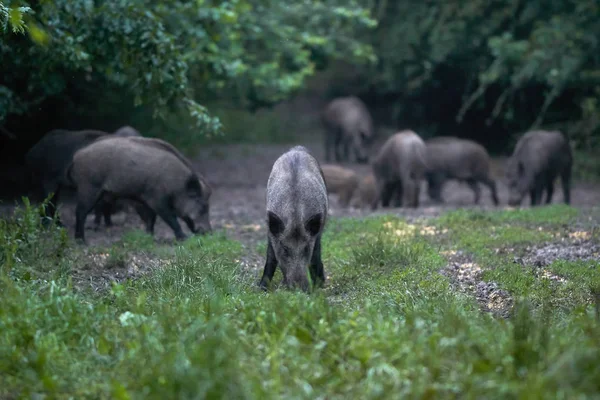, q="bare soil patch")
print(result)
[2,140,600,296]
